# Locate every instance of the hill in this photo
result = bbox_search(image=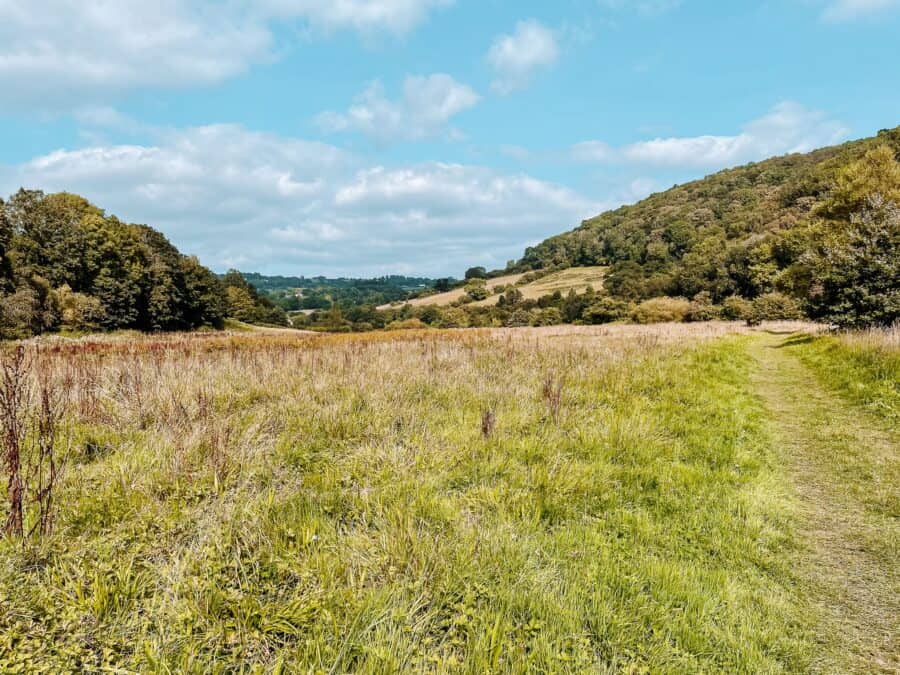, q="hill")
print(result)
[471,267,607,307]
[379,272,526,308]
[240,273,439,311]
[512,126,900,326]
